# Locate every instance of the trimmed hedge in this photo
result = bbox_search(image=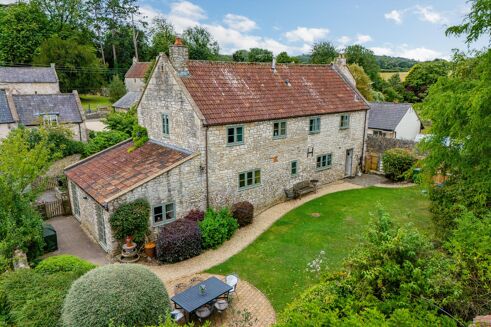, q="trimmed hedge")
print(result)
[382,148,416,181]
[156,219,202,263]
[61,265,170,327]
[184,209,205,222]
[199,208,239,249]
[0,255,94,327]
[231,201,254,227]
[110,199,150,244]
[35,255,96,275]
